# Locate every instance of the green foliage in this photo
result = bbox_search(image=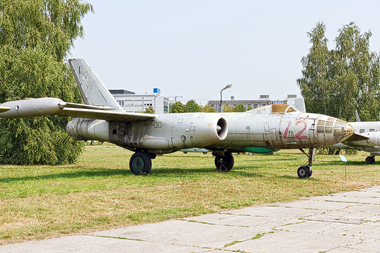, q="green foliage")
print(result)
[233,104,247,112]
[297,22,380,121]
[222,104,233,112]
[170,100,205,113]
[143,106,155,114]
[169,101,185,113]
[202,104,217,112]
[0,0,93,164]
[317,147,357,155]
[184,99,201,112]
[0,0,93,61]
